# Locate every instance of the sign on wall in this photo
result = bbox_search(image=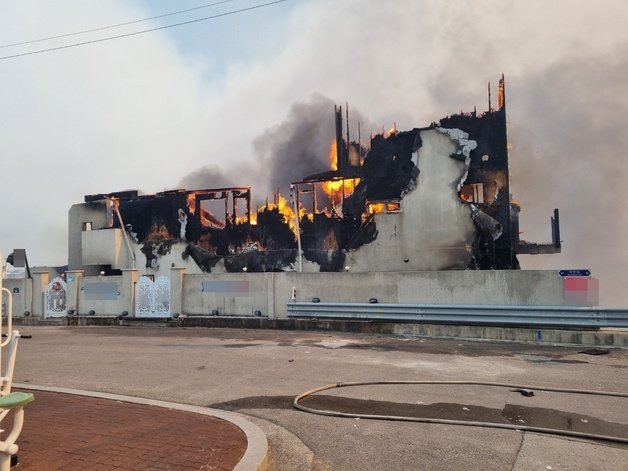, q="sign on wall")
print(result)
[45,277,67,318]
[559,269,591,277]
